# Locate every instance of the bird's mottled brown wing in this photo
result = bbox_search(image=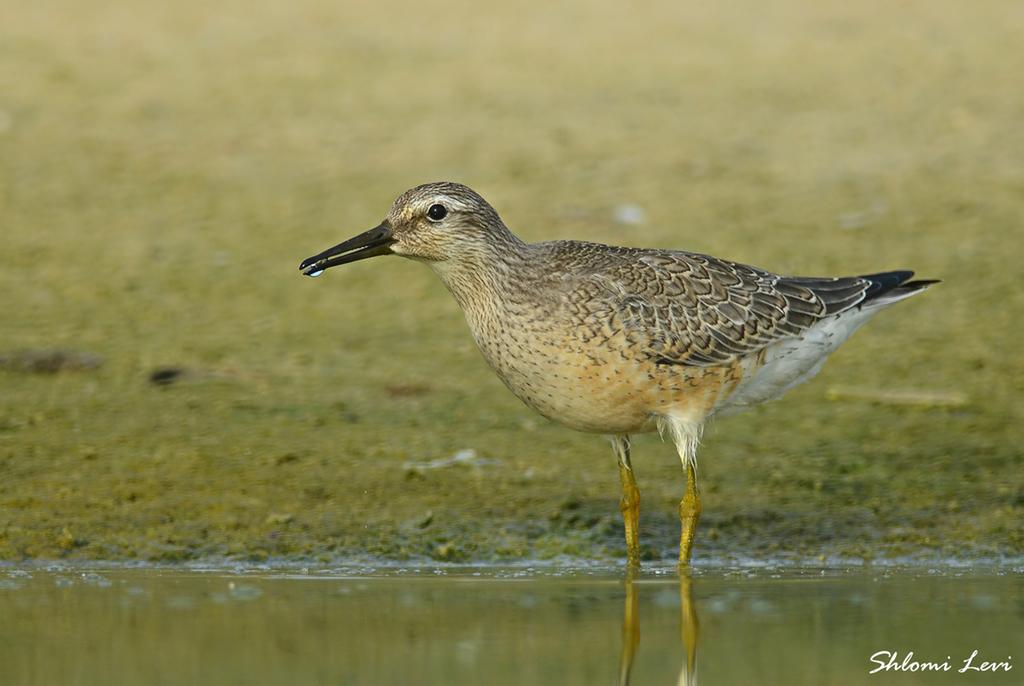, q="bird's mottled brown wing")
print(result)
[562,245,875,367]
